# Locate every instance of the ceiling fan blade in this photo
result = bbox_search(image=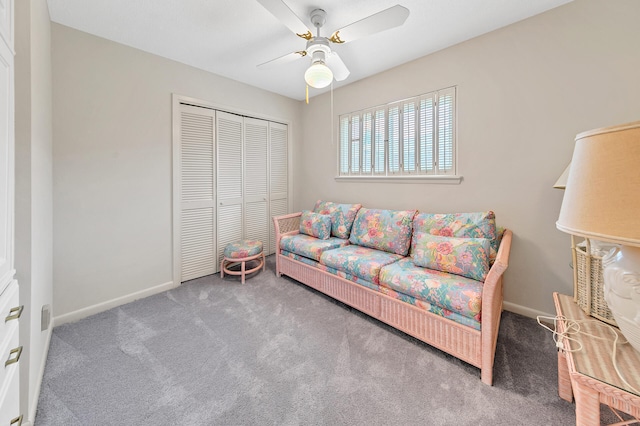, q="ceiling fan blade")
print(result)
[326,52,350,82]
[257,51,307,69]
[256,0,313,40]
[329,5,410,44]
